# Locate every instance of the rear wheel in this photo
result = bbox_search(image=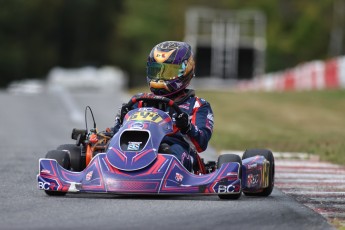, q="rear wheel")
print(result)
[57,144,84,171]
[242,149,275,197]
[44,150,71,196]
[217,154,242,200]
